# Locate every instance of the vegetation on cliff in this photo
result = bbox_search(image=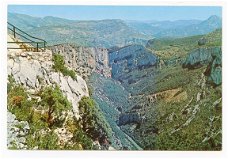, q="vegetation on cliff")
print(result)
[53,54,76,80]
[7,75,111,150]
